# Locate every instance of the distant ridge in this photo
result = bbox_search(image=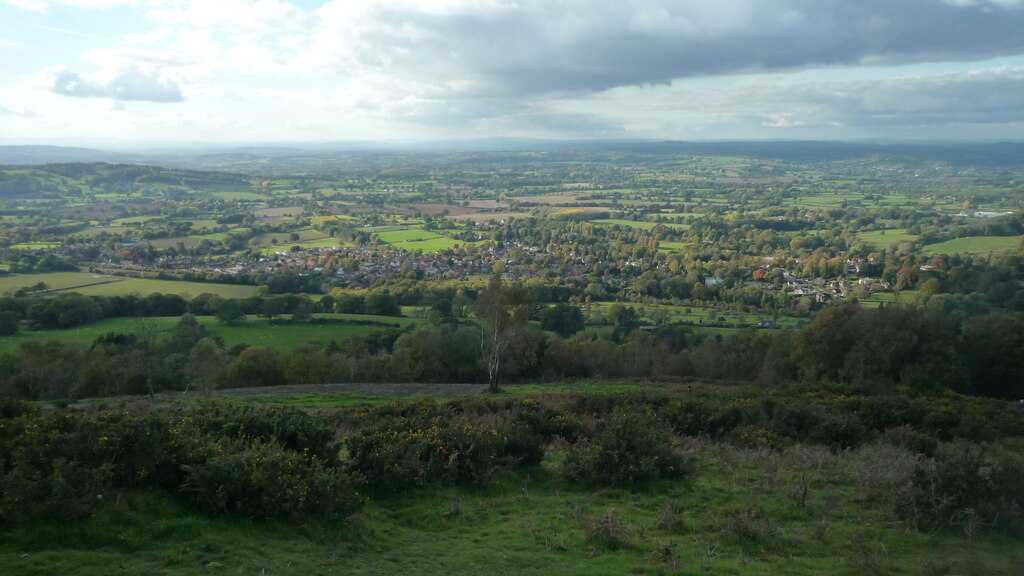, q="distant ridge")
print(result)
[0,145,139,165]
[3,140,1024,171]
